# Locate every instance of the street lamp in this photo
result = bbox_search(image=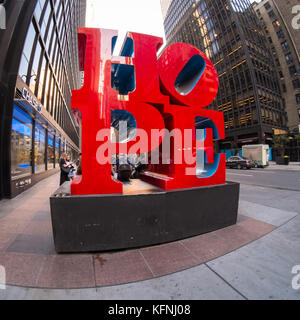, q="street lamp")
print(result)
[21,74,37,83]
